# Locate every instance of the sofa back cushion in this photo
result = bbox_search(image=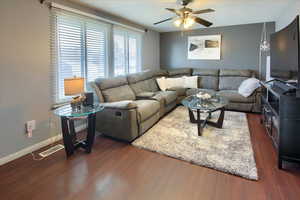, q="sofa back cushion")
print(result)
[127,71,159,94]
[94,76,136,102]
[219,69,255,90]
[192,69,219,90]
[167,68,192,77]
[154,69,168,77]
